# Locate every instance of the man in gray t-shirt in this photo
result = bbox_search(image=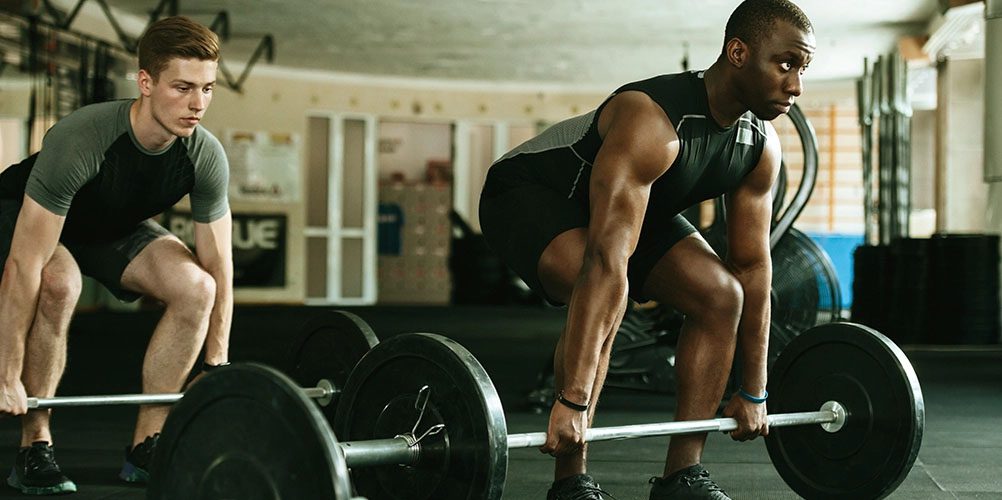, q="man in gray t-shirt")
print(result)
[0,17,232,494]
